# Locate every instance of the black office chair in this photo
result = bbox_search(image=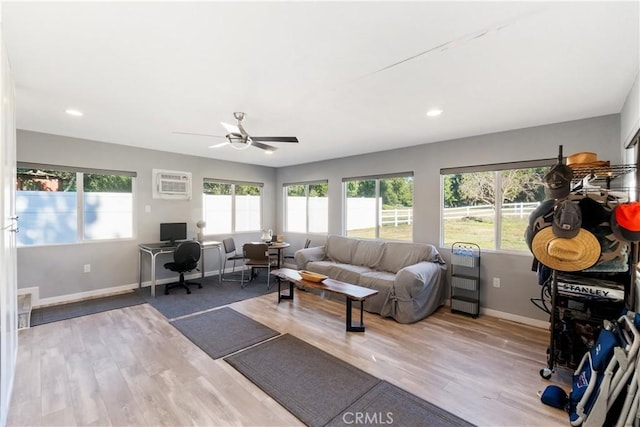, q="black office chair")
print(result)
[222,237,245,281]
[163,240,202,295]
[241,243,277,289]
